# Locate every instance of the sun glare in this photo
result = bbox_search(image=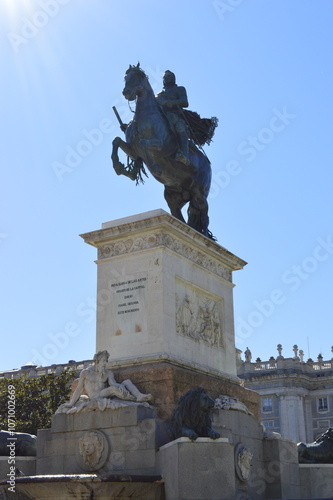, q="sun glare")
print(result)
[2,0,74,126]
[1,0,35,23]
